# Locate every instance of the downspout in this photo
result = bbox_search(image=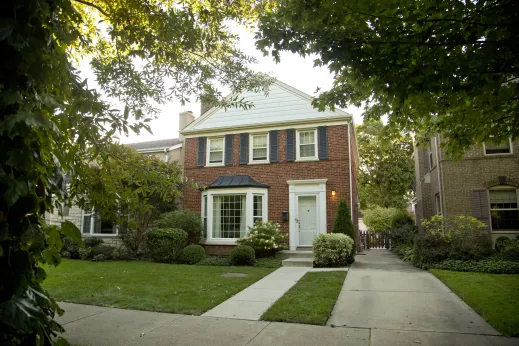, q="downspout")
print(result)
[164,148,168,163]
[434,135,444,216]
[348,123,353,223]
